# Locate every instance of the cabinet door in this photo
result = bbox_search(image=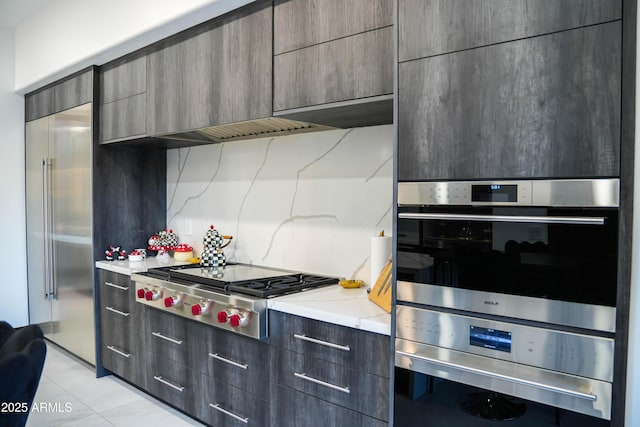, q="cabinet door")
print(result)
[25,87,55,122]
[399,0,622,61]
[273,27,393,111]
[274,0,393,54]
[99,94,147,142]
[146,2,272,136]
[398,22,621,181]
[54,69,93,112]
[100,55,146,104]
